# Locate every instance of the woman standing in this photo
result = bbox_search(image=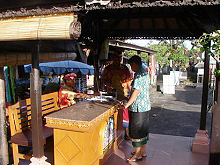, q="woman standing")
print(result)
[121,55,151,162]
